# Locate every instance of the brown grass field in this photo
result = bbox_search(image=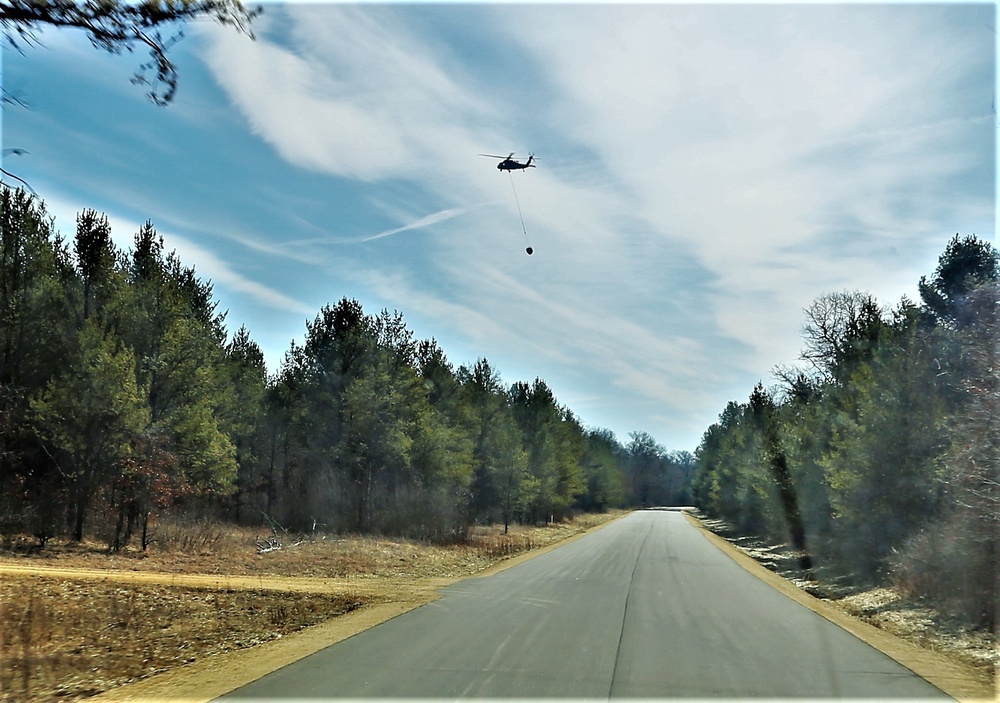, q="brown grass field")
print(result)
[0,512,624,702]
